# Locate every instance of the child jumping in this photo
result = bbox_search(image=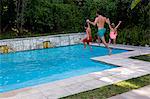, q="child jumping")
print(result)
[82,22,92,49]
[107,19,122,45]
